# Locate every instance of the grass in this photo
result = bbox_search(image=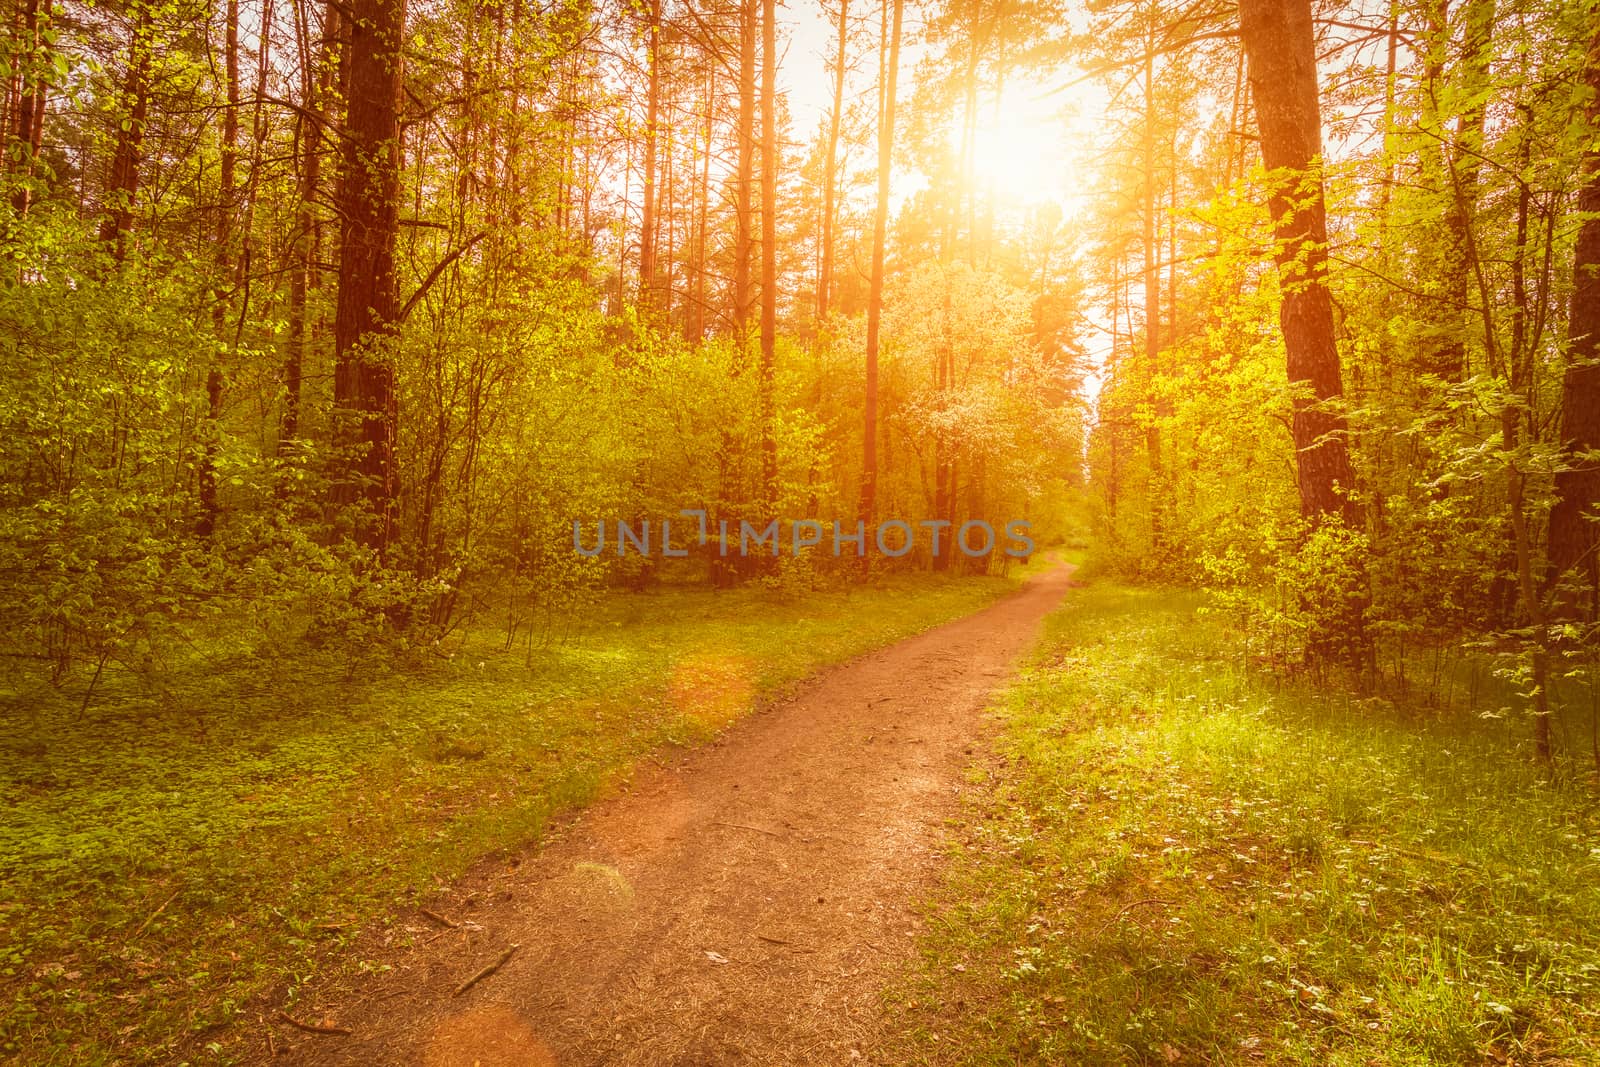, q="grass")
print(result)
[0,567,1028,1066]
[889,579,1600,1065]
